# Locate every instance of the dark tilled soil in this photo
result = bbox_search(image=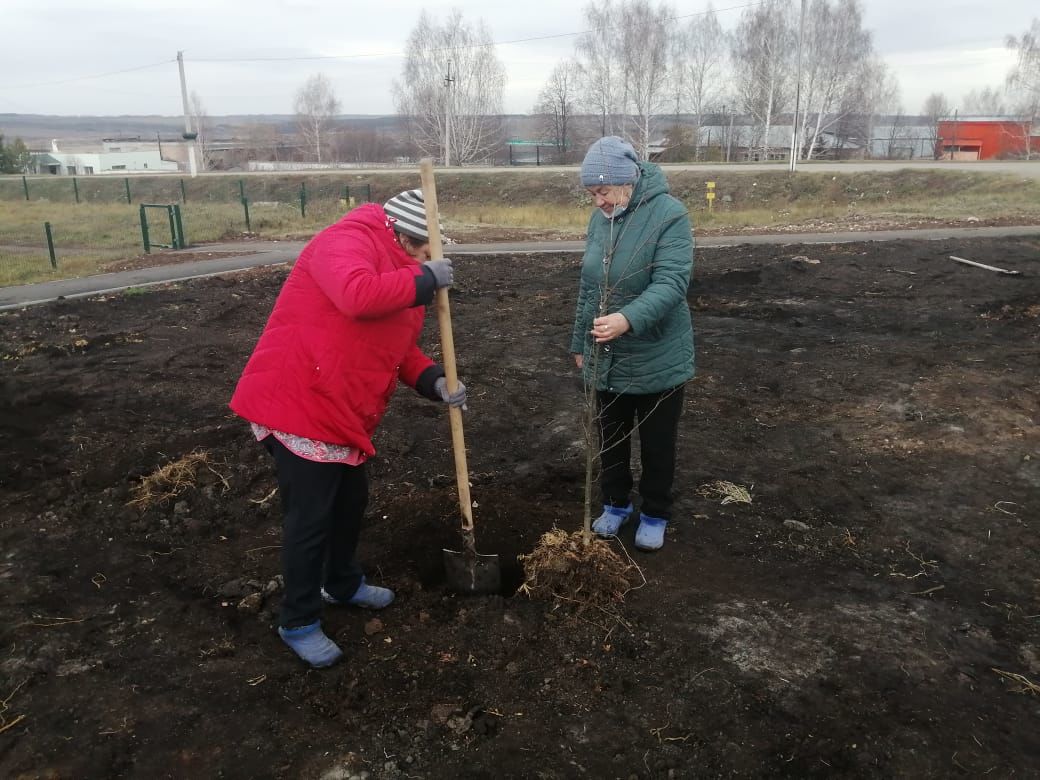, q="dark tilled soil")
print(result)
[1,237,1039,778]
